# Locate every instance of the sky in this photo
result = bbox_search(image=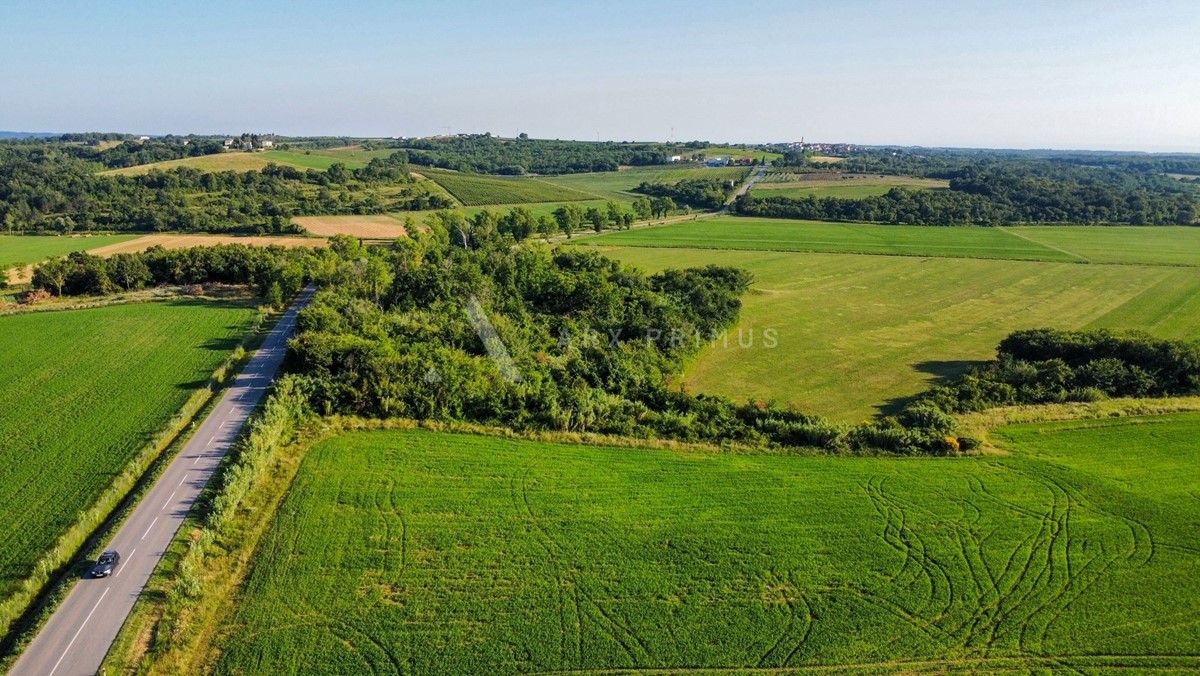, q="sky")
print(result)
[1,0,1198,151]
